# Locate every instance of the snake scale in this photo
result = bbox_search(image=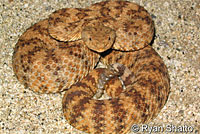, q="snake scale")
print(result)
[12,0,170,134]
